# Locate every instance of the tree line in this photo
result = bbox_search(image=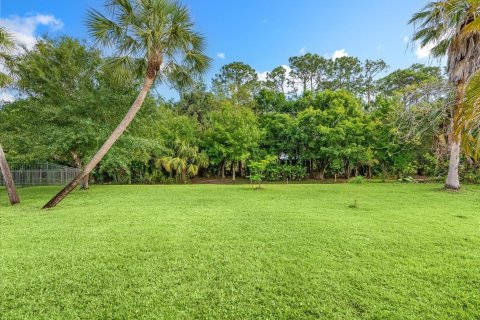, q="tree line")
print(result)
[0,36,477,186]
